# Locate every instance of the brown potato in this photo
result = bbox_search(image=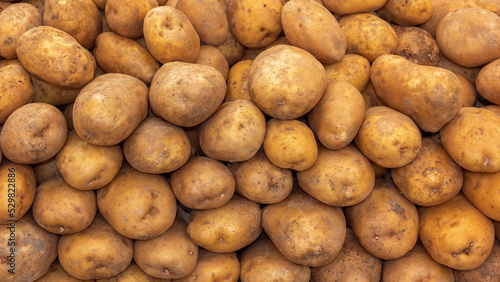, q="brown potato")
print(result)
[362,82,389,109]
[175,250,240,282]
[476,58,500,105]
[32,156,61,184]
[97,165,177,240]
[0,64,34,124]
[323,54,371,92]
[262,189,346,267]
[31,75,81,106]
[377,0,433,26]
[194,45,229,81]
[484,105,500,117]
[322,0,387,15]
[92,0,106,10]
[462,170,500,221]
[454,240,500,282]
[420,0,474,37]
[496,221,500,240]
[419,193,495,270]
[105,0,158,38]
[311,228,382,282]
[0,58,21,68]
[36,259,94,282]
[96,261,165,282]
[345,179,419,260]
[456,73,477,107]
[393,26,439,66]
[240,36,290,61]
[32,176,96,234]
[0,161,36,223]
[437,52,481,84]
[187,195,262,253]
[216,28,246,66]
[308,81,365,150]
[0,2,11,13]
[224,59,252,102]
[63,103,75,130]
